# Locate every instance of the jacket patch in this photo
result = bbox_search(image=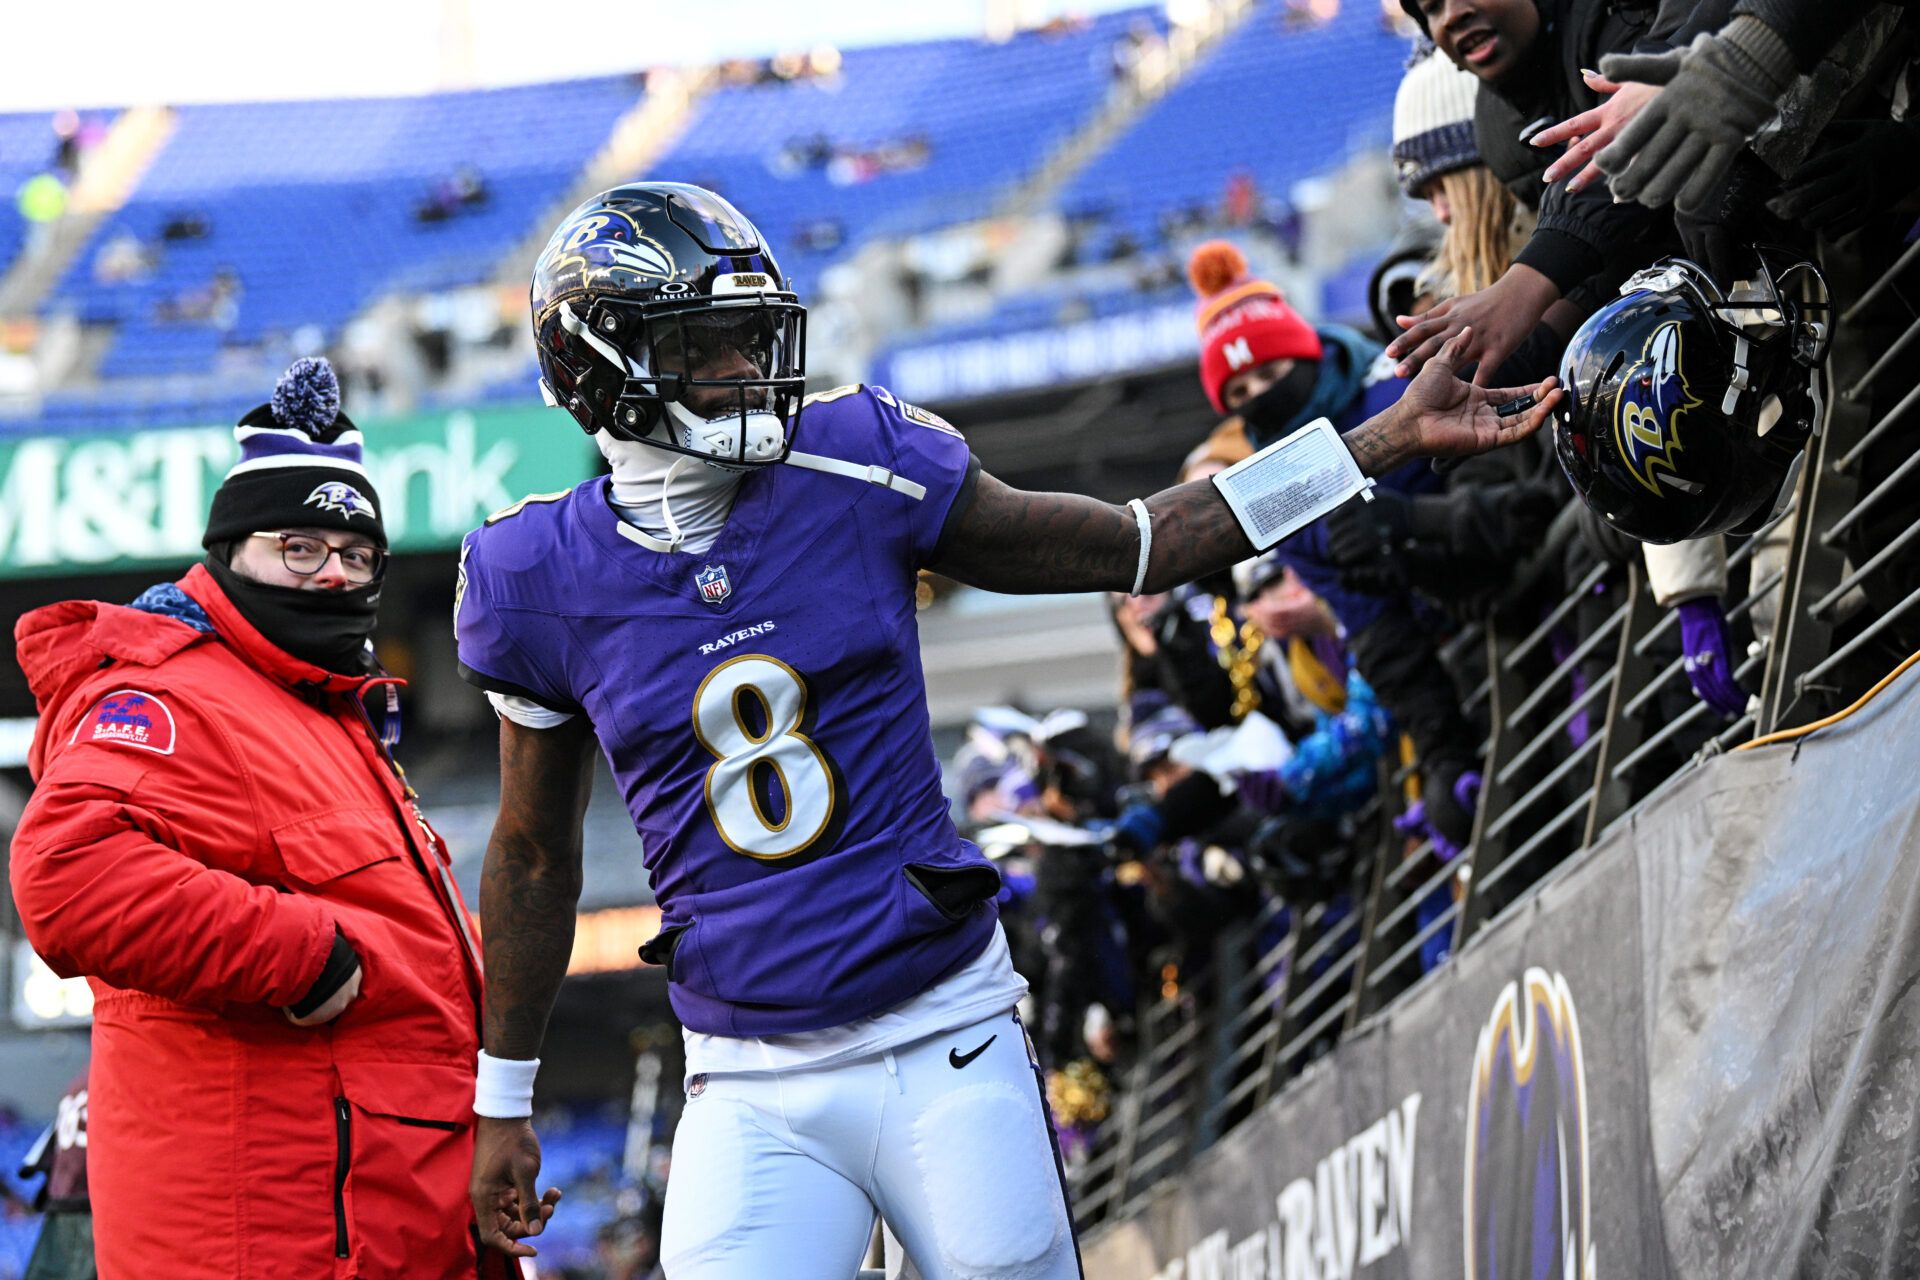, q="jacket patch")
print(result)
[73,690,176,755]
